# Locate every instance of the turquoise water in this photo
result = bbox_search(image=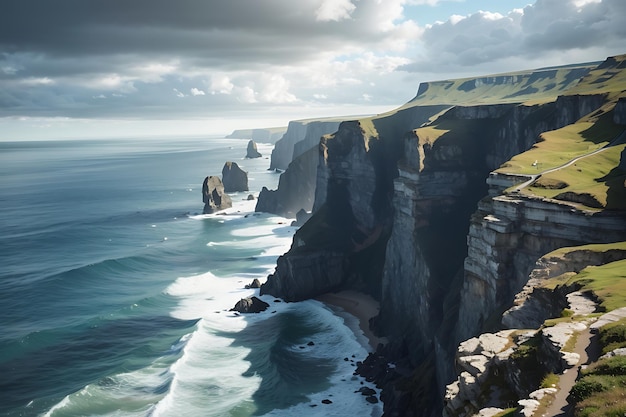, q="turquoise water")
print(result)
[0,137,380,417]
